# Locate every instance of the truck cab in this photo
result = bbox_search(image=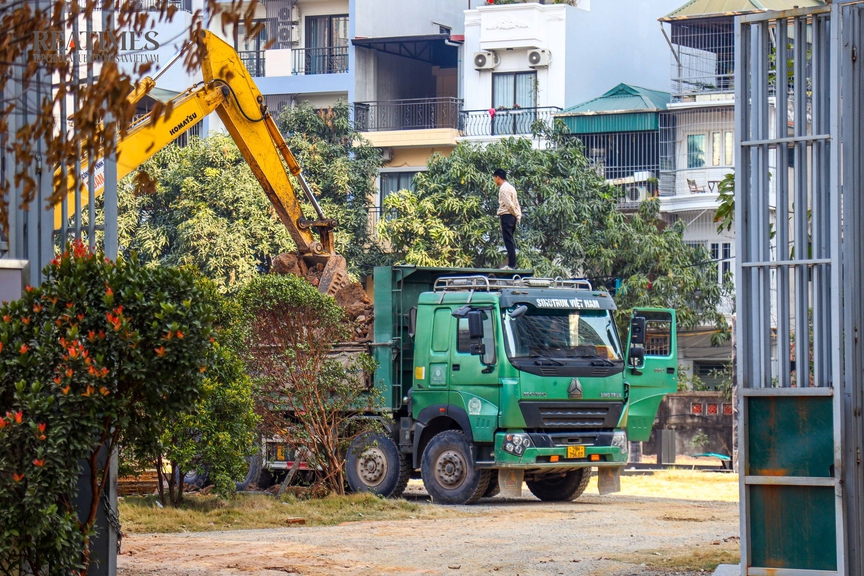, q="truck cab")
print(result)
[346,267,677,505]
